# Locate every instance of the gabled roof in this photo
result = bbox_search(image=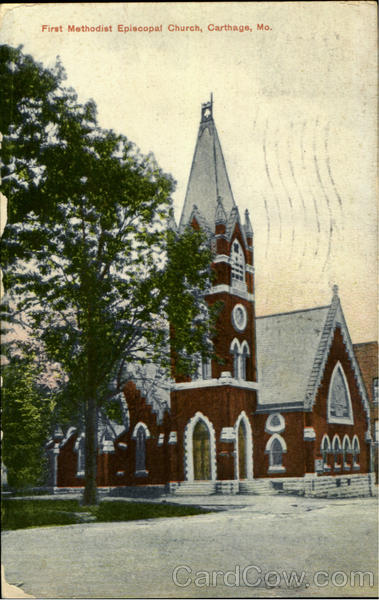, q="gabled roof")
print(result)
[256,288,370,417]
[179,98,236,231]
